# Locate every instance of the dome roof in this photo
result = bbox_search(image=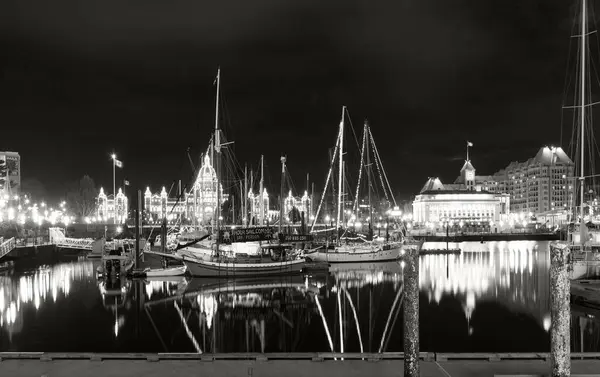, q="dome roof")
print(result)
[194,154,217,190]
